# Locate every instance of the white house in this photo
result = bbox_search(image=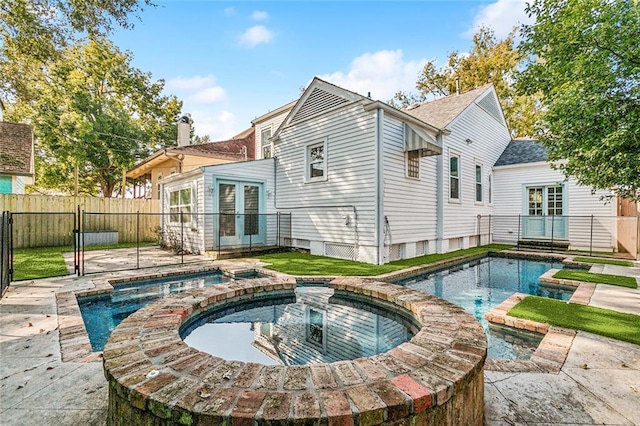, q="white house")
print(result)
[162,77,624,263]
